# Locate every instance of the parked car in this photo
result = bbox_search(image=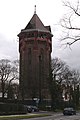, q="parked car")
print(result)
[24,105,32,113]
[31,106,39,112]
[24,105,39,113]
[63,107,76,115]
